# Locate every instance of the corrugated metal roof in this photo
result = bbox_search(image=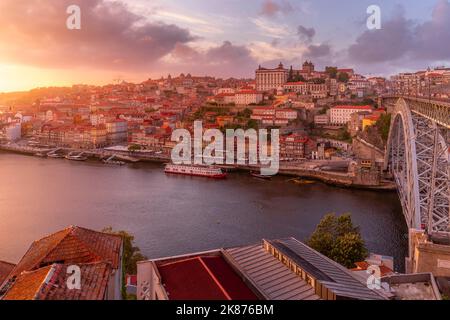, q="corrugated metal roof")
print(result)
[225,244,320,300]
[268,238,386,300]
